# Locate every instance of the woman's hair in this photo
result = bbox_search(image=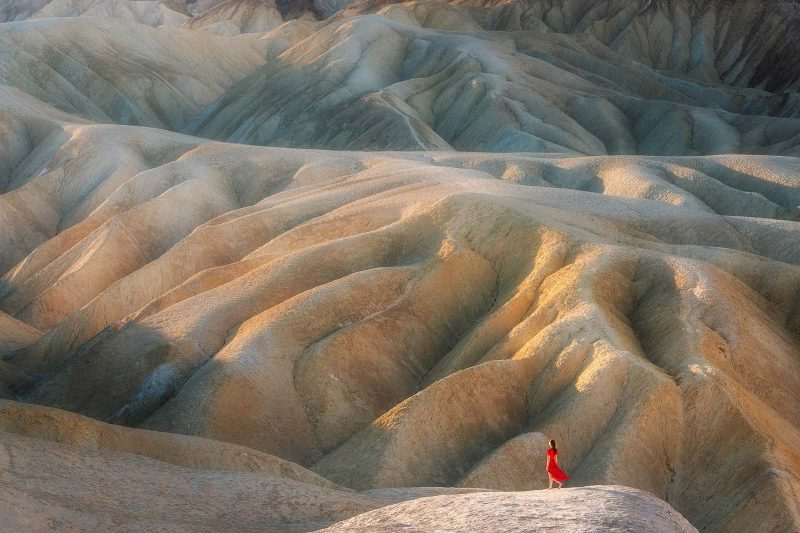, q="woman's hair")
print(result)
[549,439,557,450]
